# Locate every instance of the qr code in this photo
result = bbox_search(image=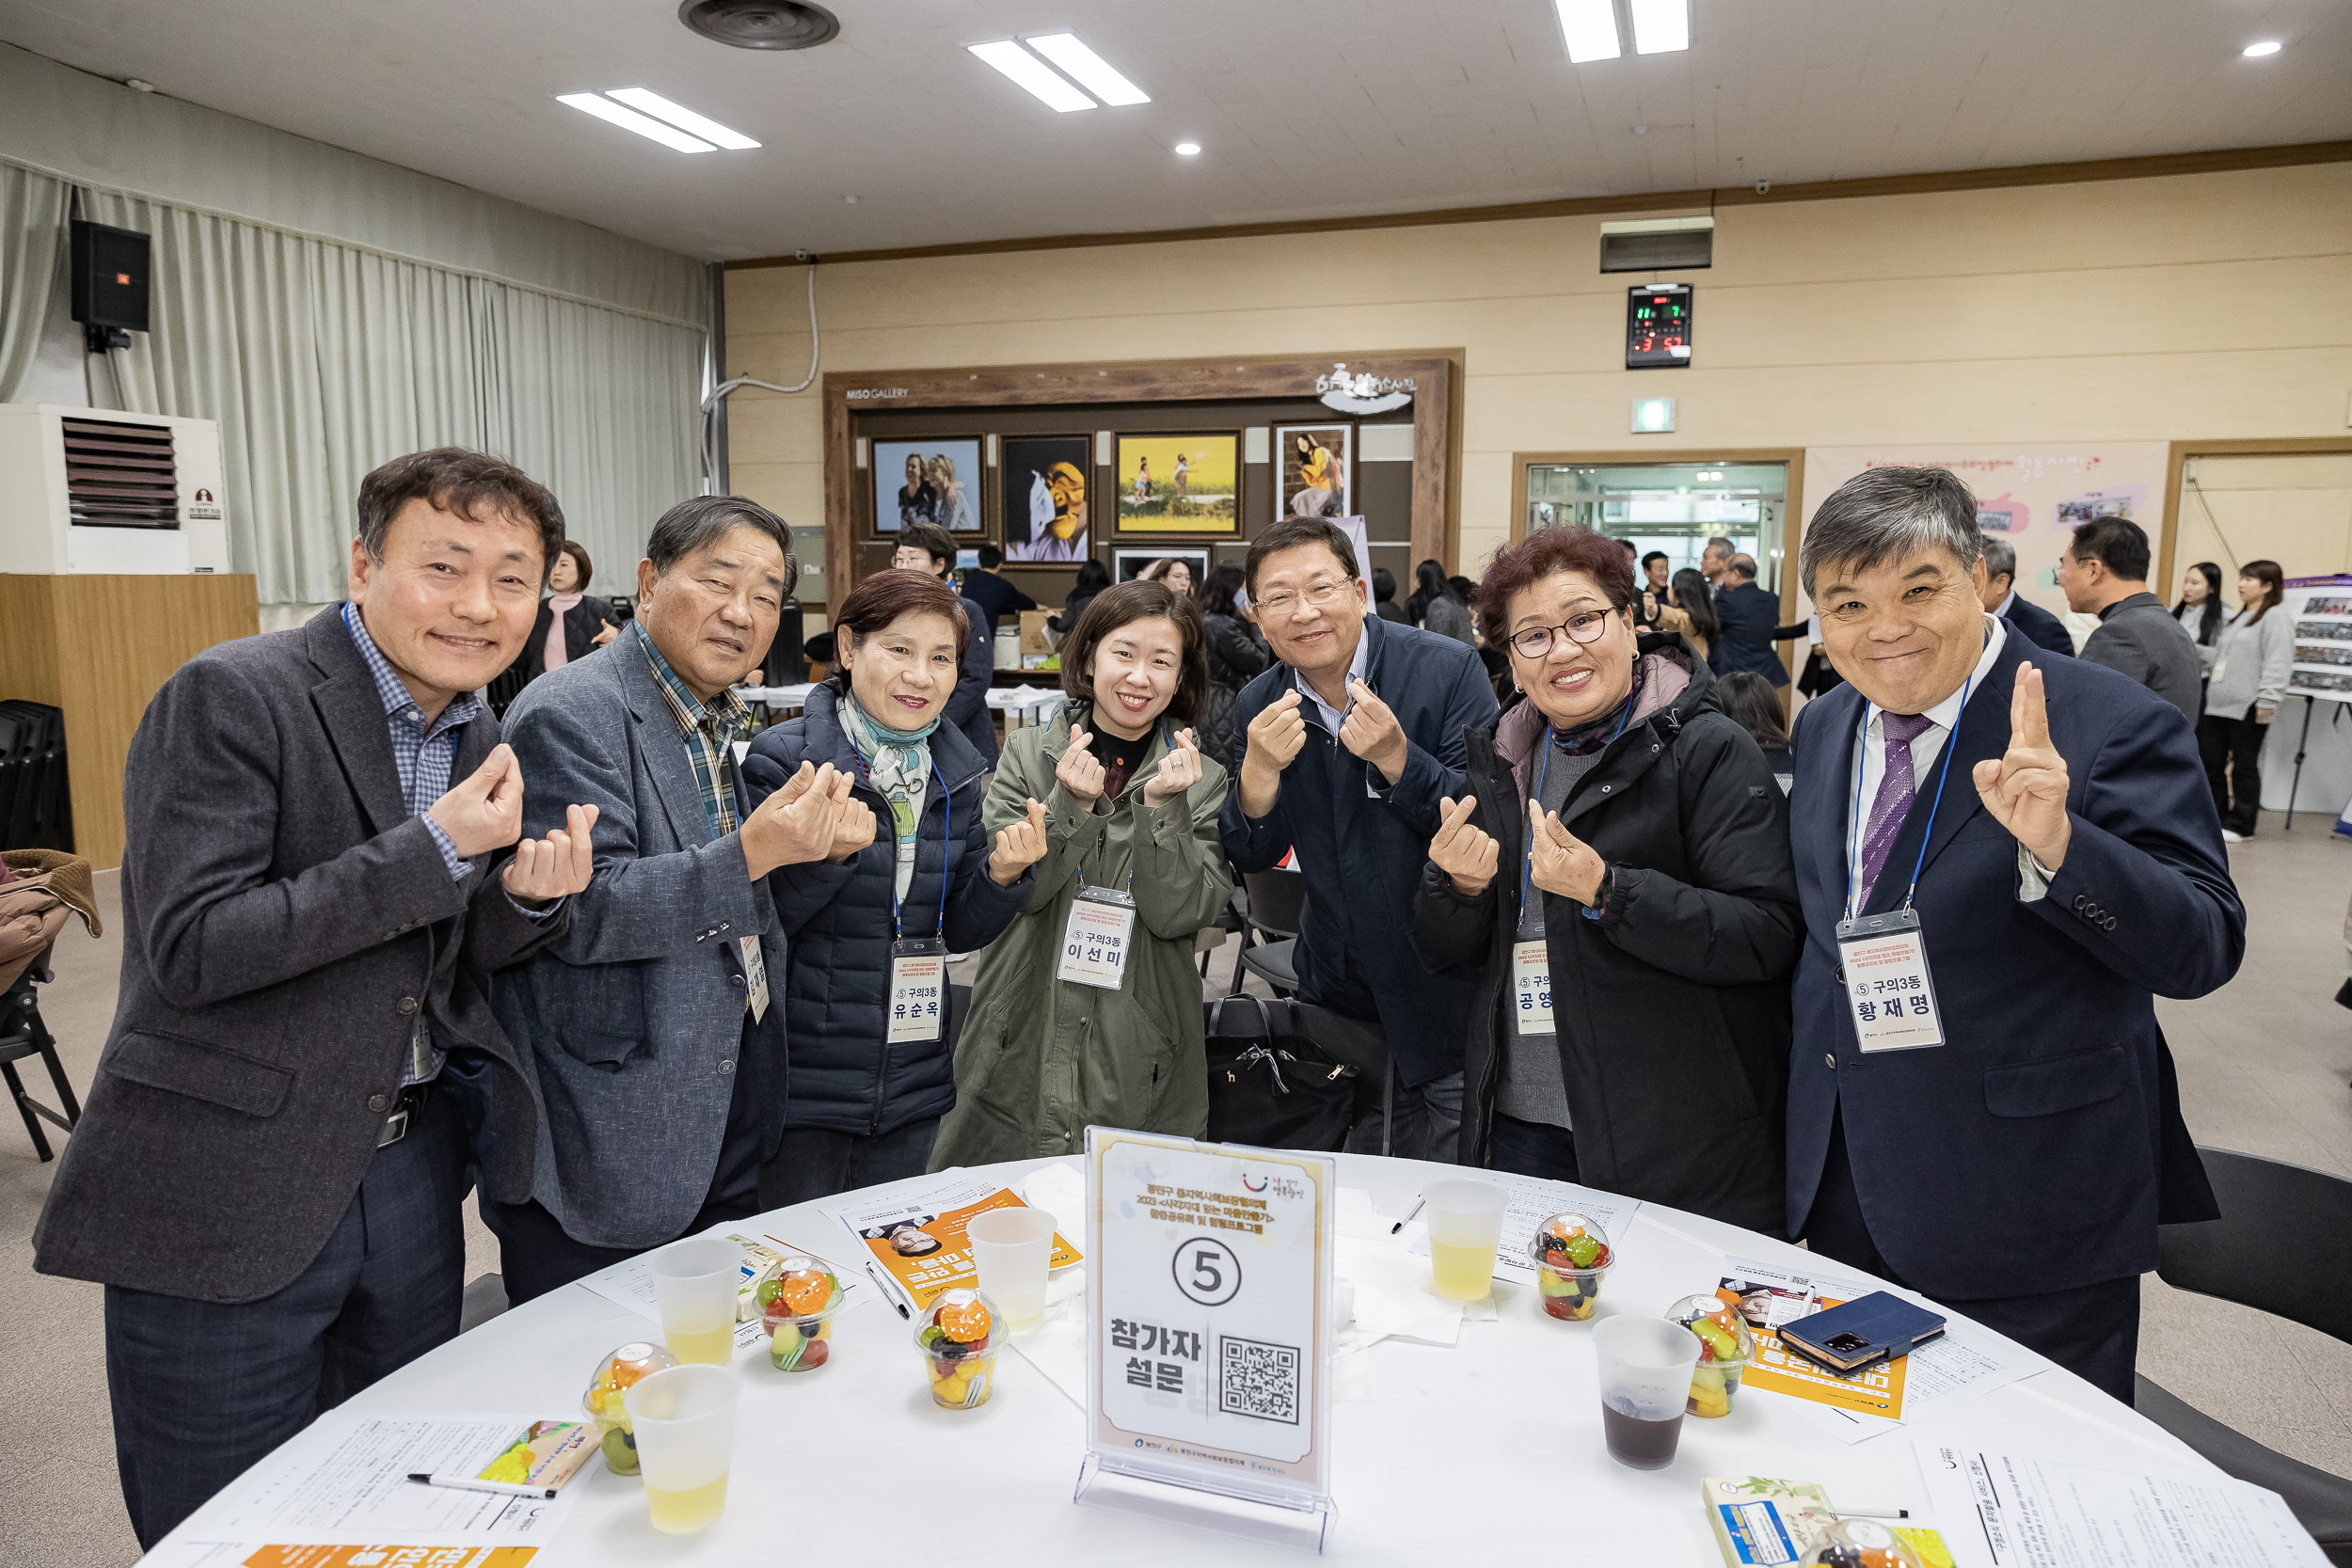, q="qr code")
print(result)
[1217,1335,1301,1425]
